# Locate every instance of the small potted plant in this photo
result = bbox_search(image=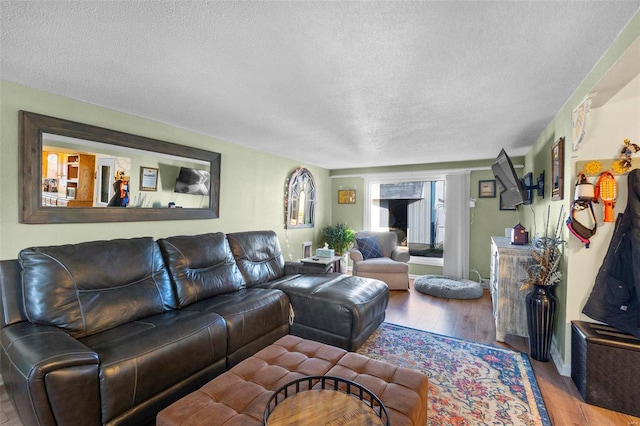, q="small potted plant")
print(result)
[321,223,356,272]
[321,223,356,255]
